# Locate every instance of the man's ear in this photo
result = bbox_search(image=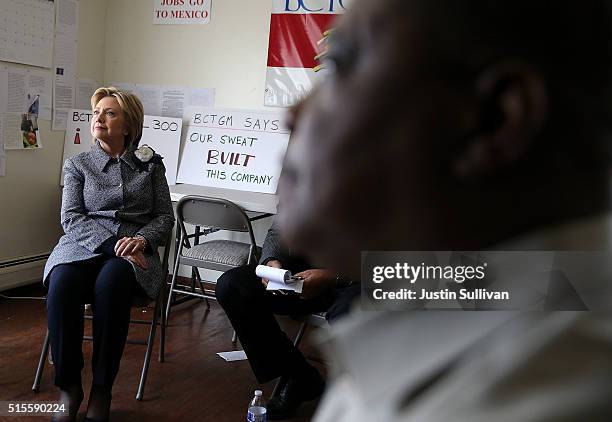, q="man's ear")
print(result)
[453,61,548,179]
